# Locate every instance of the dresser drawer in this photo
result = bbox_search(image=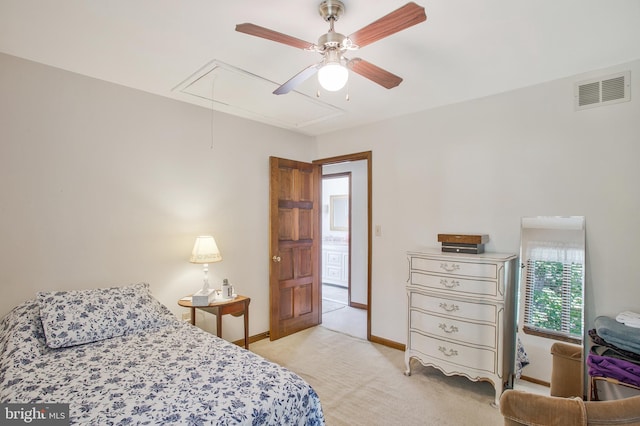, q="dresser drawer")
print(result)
[409,331,496,374]
[410,309,497,348]
[409,292,497,323]
[410,272,498,297]
[410,256,498,279]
